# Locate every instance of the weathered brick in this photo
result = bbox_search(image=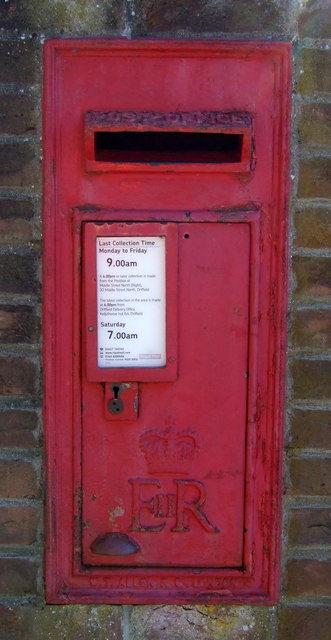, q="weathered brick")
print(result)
[0,506,38,545]
[298,49,331,96]
[105,0,126,31]
[0,460,38,499]
[0,41,37,84]
[288,508,331,546]
[0,606,26,640]
[0,558,37,595]
[130,605,275,640]
[0,604,122,640]
[298,0,331,39]
[0,305,40,343]
[0,142,39,187]
[0,0,42,30]
[279,606,331,640]
[0,199,34,219]
[290,409,331,449]
[0,0,125,34]
[291,358,331,400]
[285,559,331,596]
[299,104,331,146]
[293,257,331,298]
[0,410,38,448]
[0,94,36,136]
[294,209,331,248]
[132,0,289,34]
[291,309,331,349]
[298,157,331,199]
[0,357,36,395]
[290,458,331,496]
[0,254,38,295]
[0,217,35,244]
